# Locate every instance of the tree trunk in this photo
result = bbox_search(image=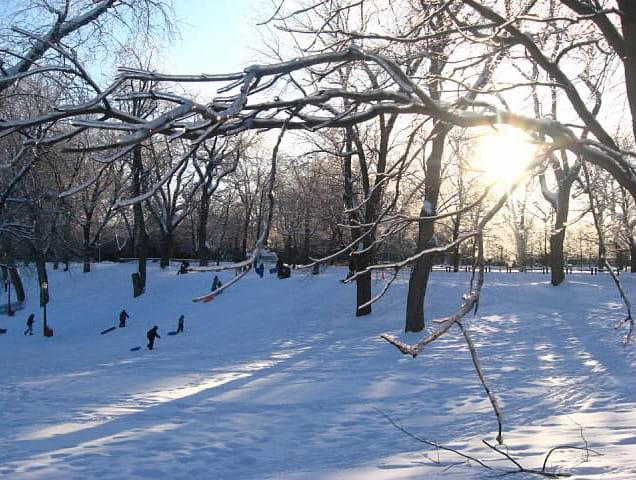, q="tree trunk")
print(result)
[451,214,462,272]
[82,223,91,273]
[618,0,636,143]
[34,252,48,302]
[342,126,372,317]
[132,145,147,293]
[549,189,570,285]
[301,214,311,263]
[354,250,371,316]
[630,239,636,273]
[405,124,446,332]
[159,231,173,269]
[549,230,566,285]
[8,267,25,302]
[197,197,211,267]
[405,221,435,332]
[240,205,252,260]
